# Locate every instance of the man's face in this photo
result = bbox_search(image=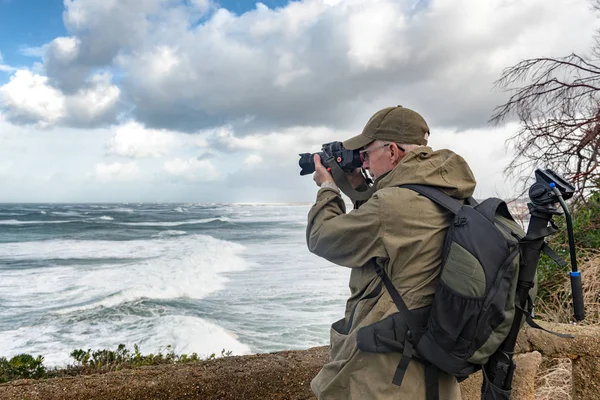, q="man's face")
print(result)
[359,140,394,180]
